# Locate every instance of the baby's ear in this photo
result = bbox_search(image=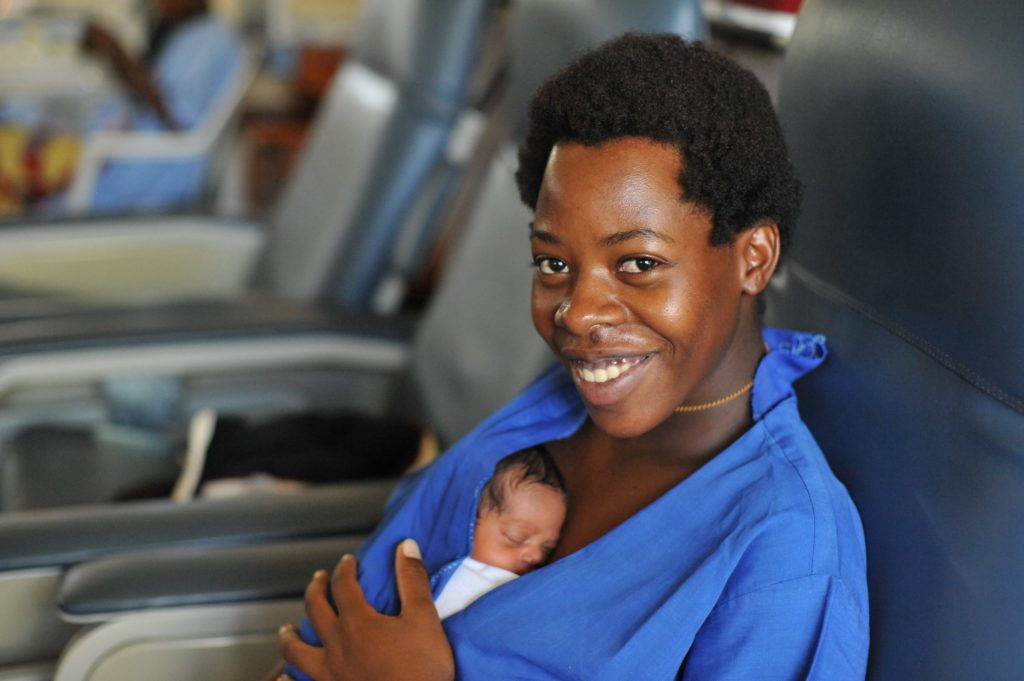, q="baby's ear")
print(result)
[738,223,781,295]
